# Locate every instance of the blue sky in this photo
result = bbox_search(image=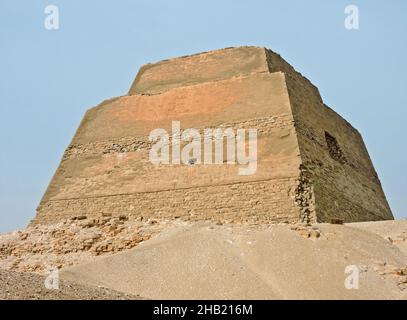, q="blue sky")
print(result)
[0,0,406,232]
